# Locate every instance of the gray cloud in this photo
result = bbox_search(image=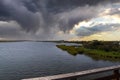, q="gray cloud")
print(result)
[74,3,120,37]
[0,21,36,40]
[1,0,42,32]
[0,0,117,31]
[76,23,120,36]
[0,0,119,40]
[54,5,102,31]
